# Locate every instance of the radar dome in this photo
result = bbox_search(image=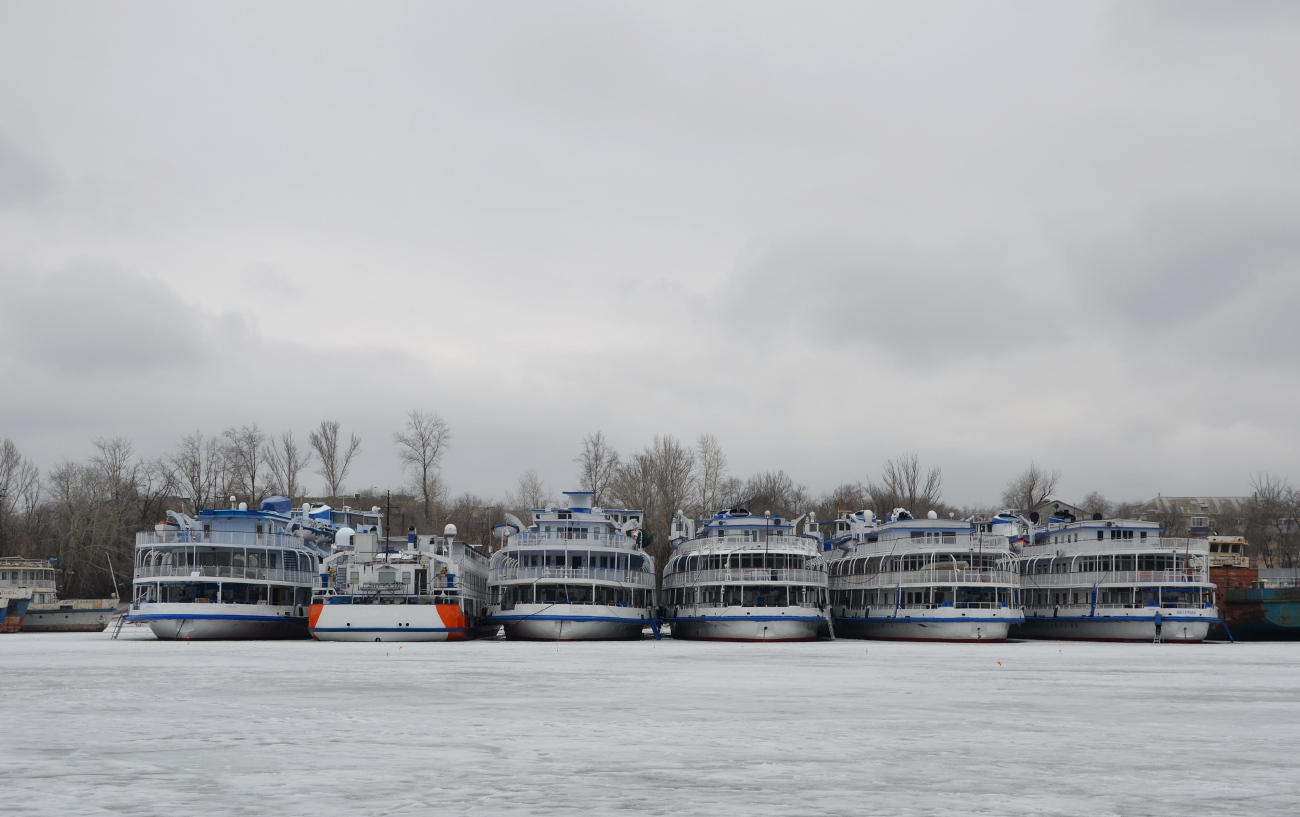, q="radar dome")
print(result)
[927,510,938,519]
[443,523,458,538]
[335,527,355,549]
